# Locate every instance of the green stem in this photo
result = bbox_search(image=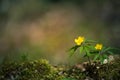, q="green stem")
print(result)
[83,45,91,65]
[85,51,91,65]
[99,51,103,64]
[87,53,91,65]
